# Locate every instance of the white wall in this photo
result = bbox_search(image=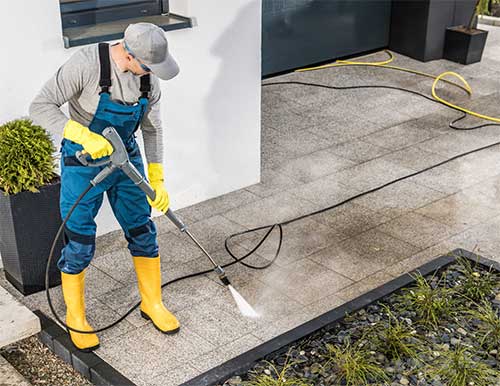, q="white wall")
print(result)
[0,0,261,265]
